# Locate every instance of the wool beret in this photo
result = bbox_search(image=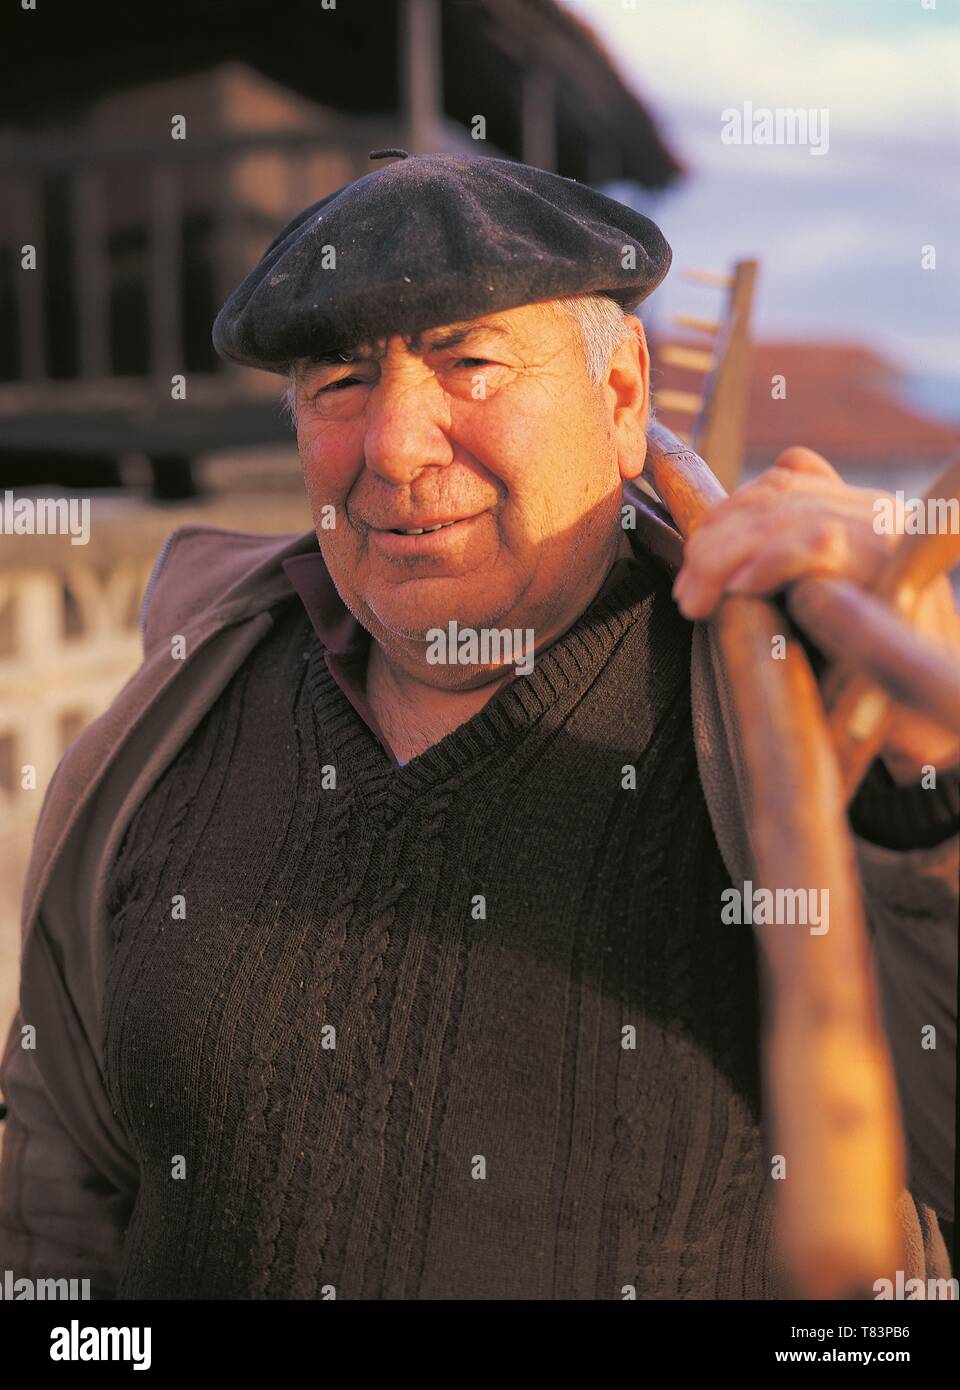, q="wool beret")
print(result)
[212,150,672,374]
